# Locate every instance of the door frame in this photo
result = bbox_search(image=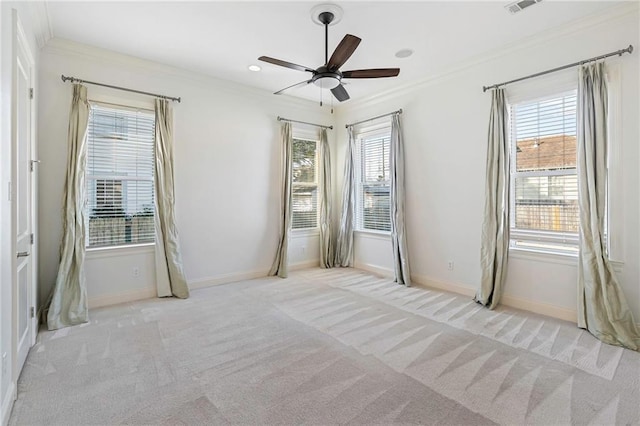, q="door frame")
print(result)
[10,7,37,398]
